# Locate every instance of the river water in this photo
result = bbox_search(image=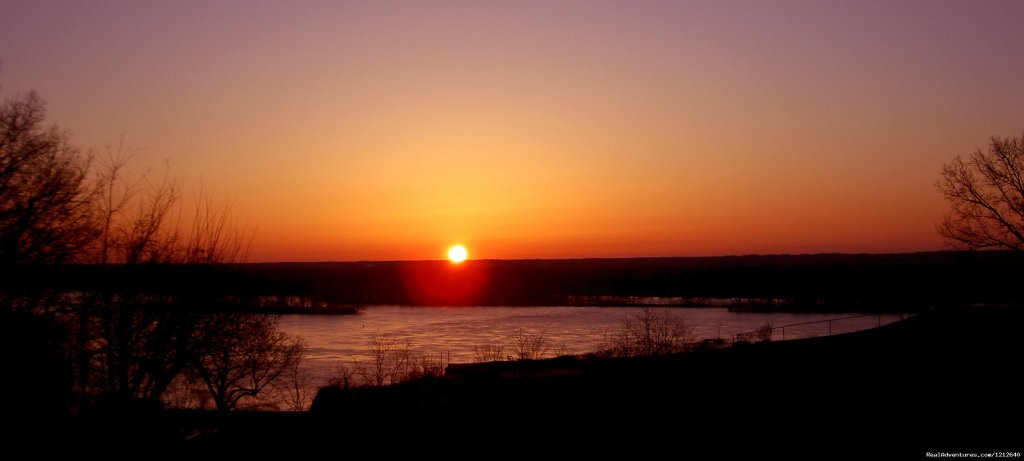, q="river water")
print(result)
[279,306,909,378]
